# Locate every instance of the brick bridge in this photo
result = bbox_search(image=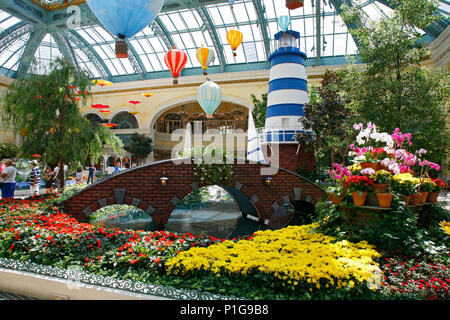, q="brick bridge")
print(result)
[62,159,325,230]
